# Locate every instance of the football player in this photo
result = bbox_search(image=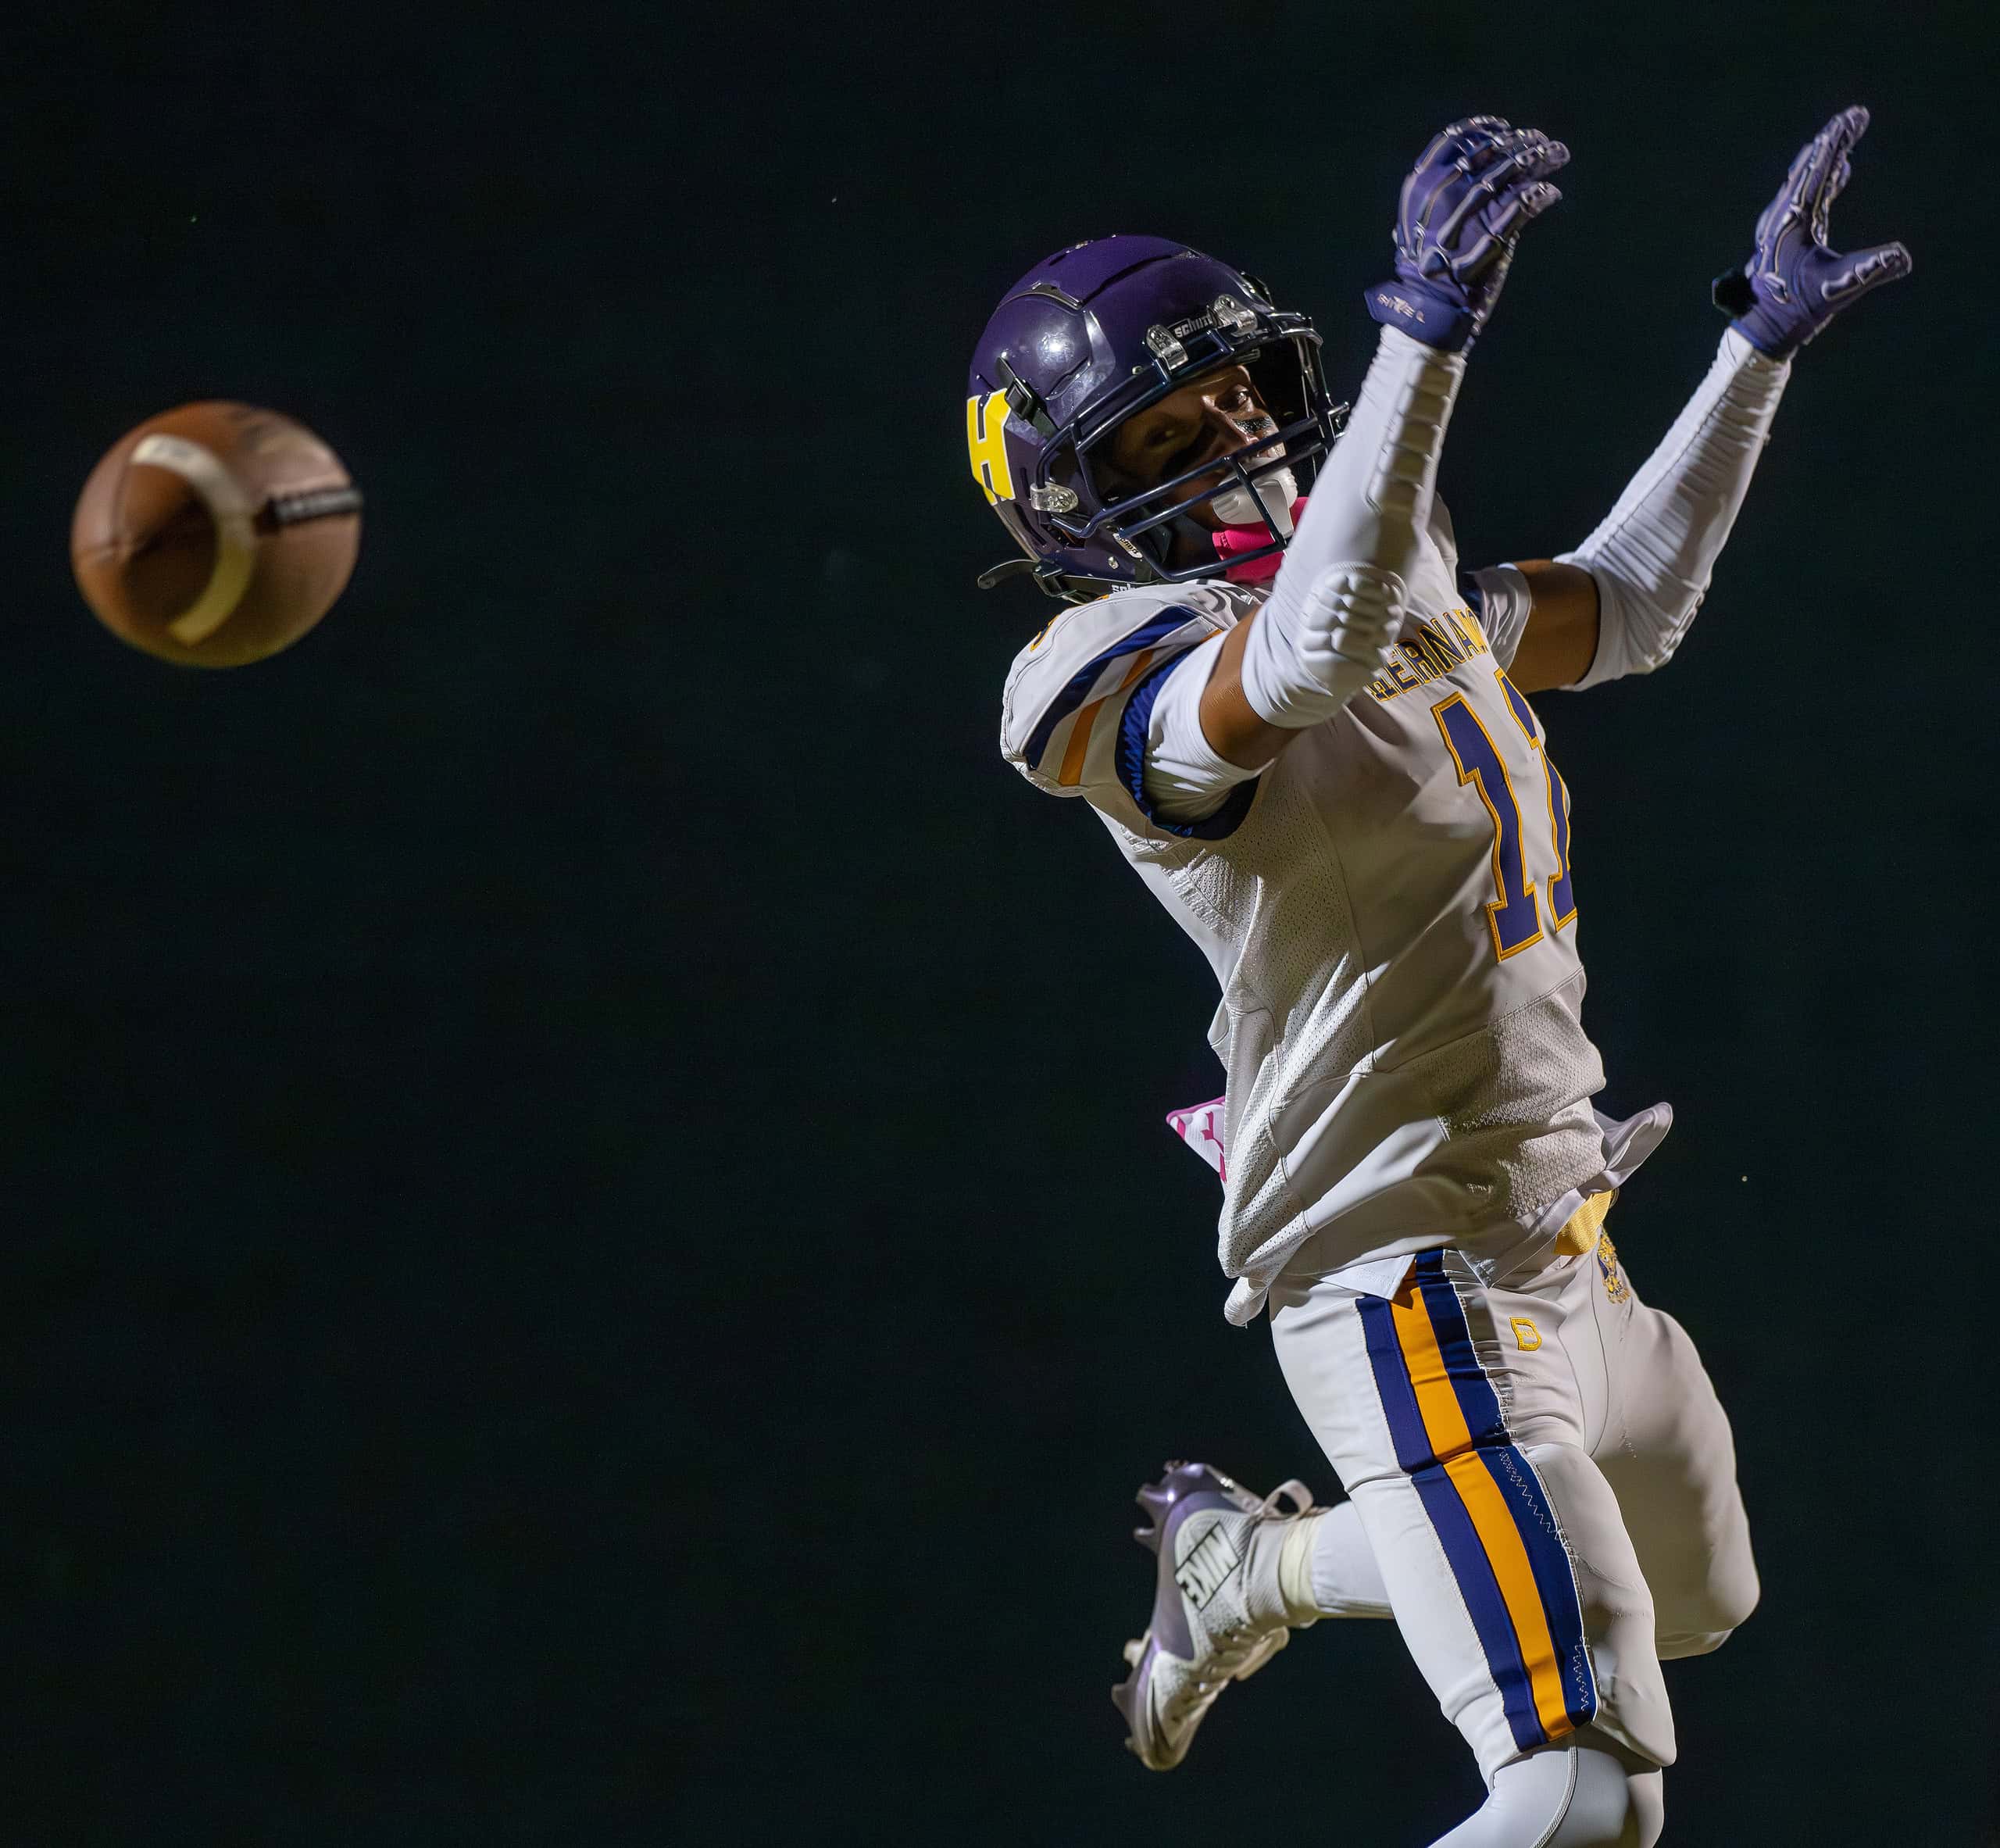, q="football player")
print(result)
[971,111,1907,1846]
